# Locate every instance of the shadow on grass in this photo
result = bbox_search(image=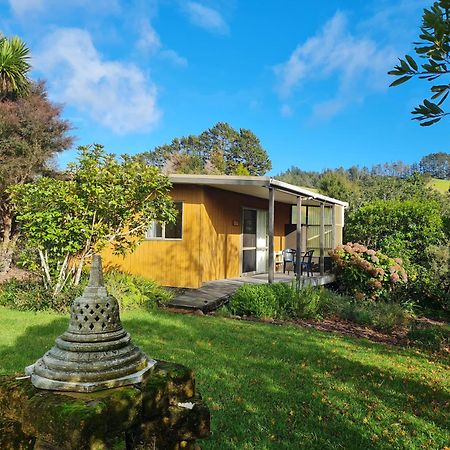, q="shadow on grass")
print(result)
[1,310,449,450]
